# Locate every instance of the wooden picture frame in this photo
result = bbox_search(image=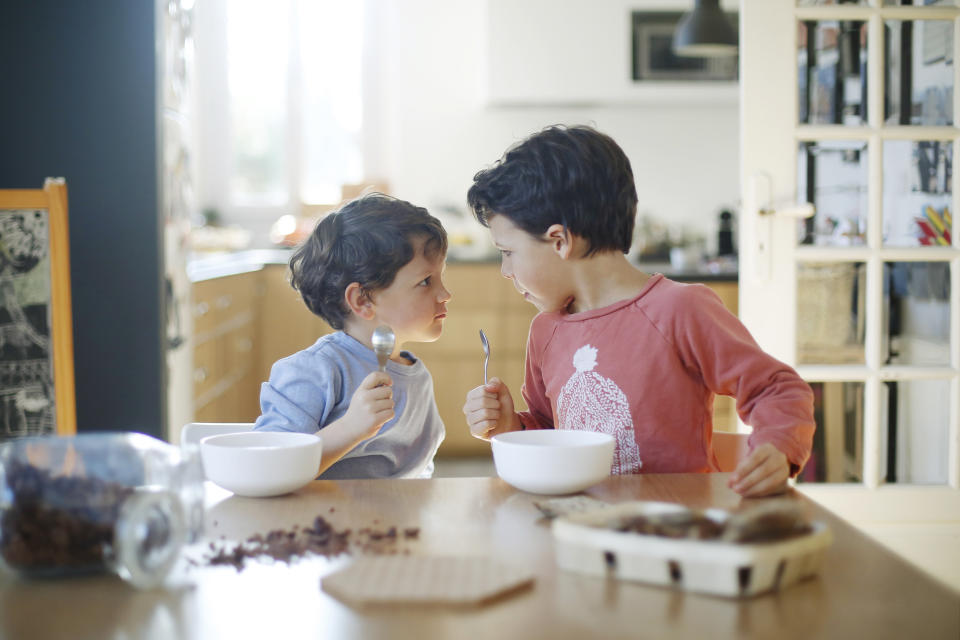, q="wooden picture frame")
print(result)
[0,178,76,438]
